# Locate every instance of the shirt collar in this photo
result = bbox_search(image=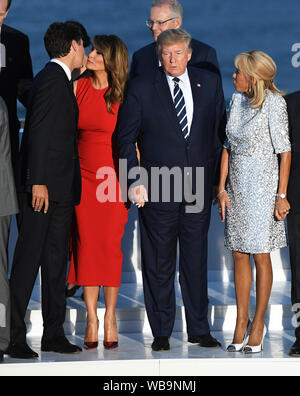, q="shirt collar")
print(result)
[165,68,189,86]
[50,59,72,81]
